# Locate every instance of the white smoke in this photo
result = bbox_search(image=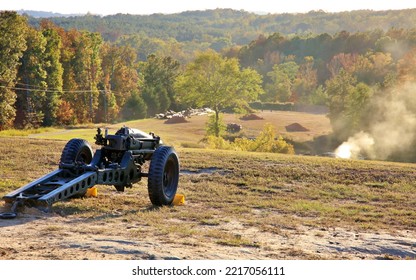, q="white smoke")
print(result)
[335,83,416,160]
[335,131,375,159]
